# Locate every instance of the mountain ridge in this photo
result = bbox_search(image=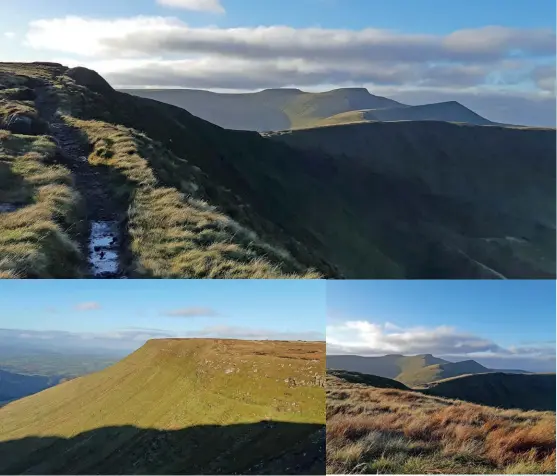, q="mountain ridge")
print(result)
[122,86,495,131]
[1,62,554,279]
[326,353,533,386]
